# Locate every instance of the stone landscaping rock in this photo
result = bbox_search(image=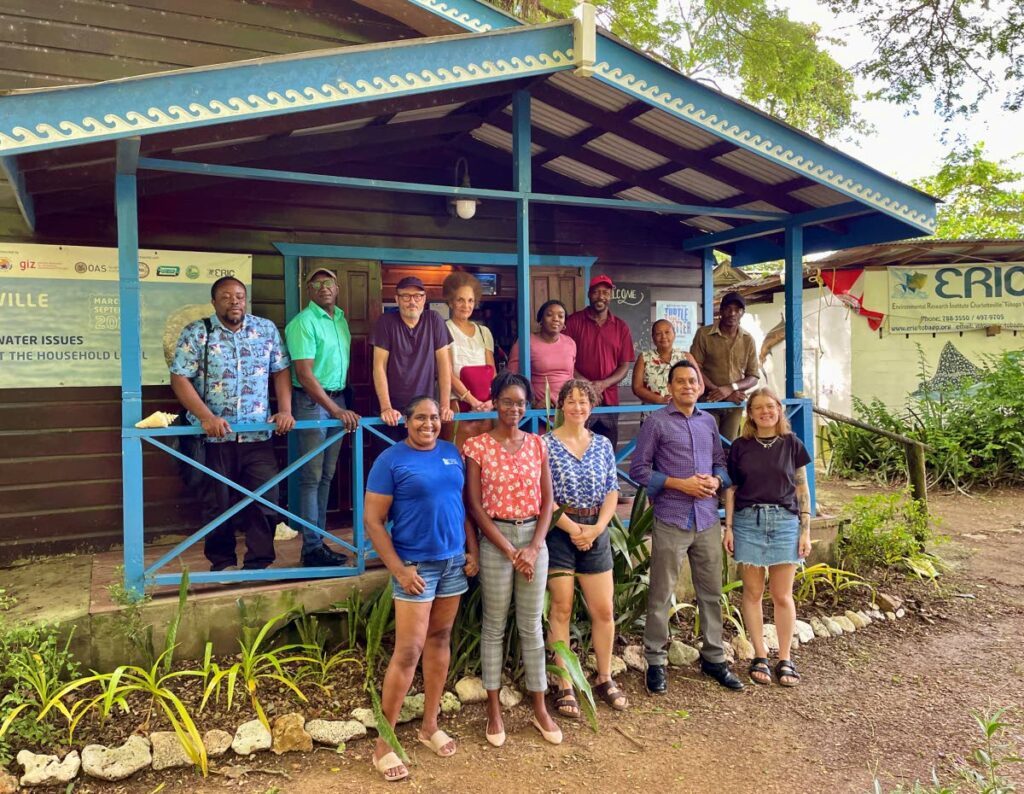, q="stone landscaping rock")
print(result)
[835,615,857,633]
[307,719,367,746]
[203,729,233,758]
[272,713,313,754]
[398,693,425,724]
[231,720,272,756]
[82,735,152,781]
[499,686,523,708]
[762,624,780,651]
[0,769,17,794]
[895,607,906,619]
[823,617,844,636]
[668,641,700,667]
[876,592,903,613]
[150,731,192,771]
[845,610,868,629]
[17,750,81,787]
[586,654,627,676]
[622,644,647,672]
[868,608,885,621]
[351,708,377,728]
[455,676,487,704]
[885,612,897,622]
[809,617,831,639]
[856,610,872,626]
[440,691,462,714]
[730,635,755,660]
[794,620,816,644]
